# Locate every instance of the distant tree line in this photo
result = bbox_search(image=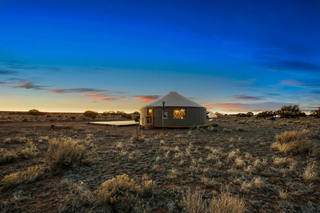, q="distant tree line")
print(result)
[241,105,308,118]
[83,110,140,119]
[310,108,320,118]
[232,105,319,119]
